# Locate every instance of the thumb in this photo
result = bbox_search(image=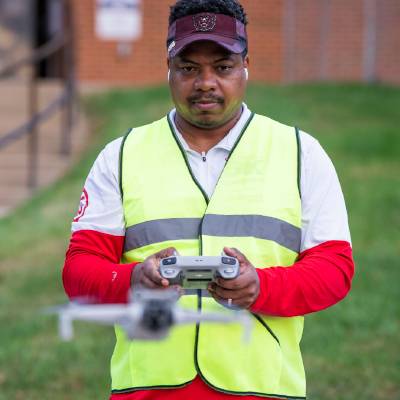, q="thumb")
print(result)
[154,247,178,261]
[223,247,246,263]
